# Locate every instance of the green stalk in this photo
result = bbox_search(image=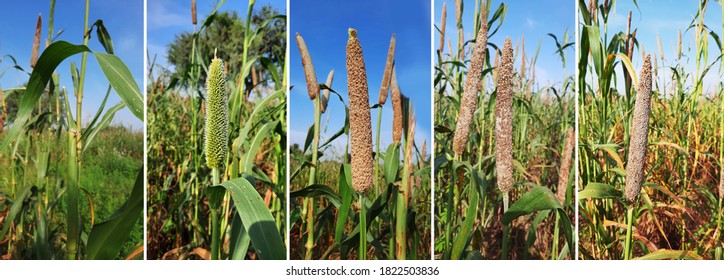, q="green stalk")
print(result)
[66,129,80,260]
[501,192,510,259]
[501,224,510,259]
[190,25,200,245]
[67,0,91,260]
[443,154,458,259]
[359,193,367,260]
[305,94,321,260]
[396,143,409,260]
[210,167,221,260]
[552,211,561,260]
[624,206,634,260]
